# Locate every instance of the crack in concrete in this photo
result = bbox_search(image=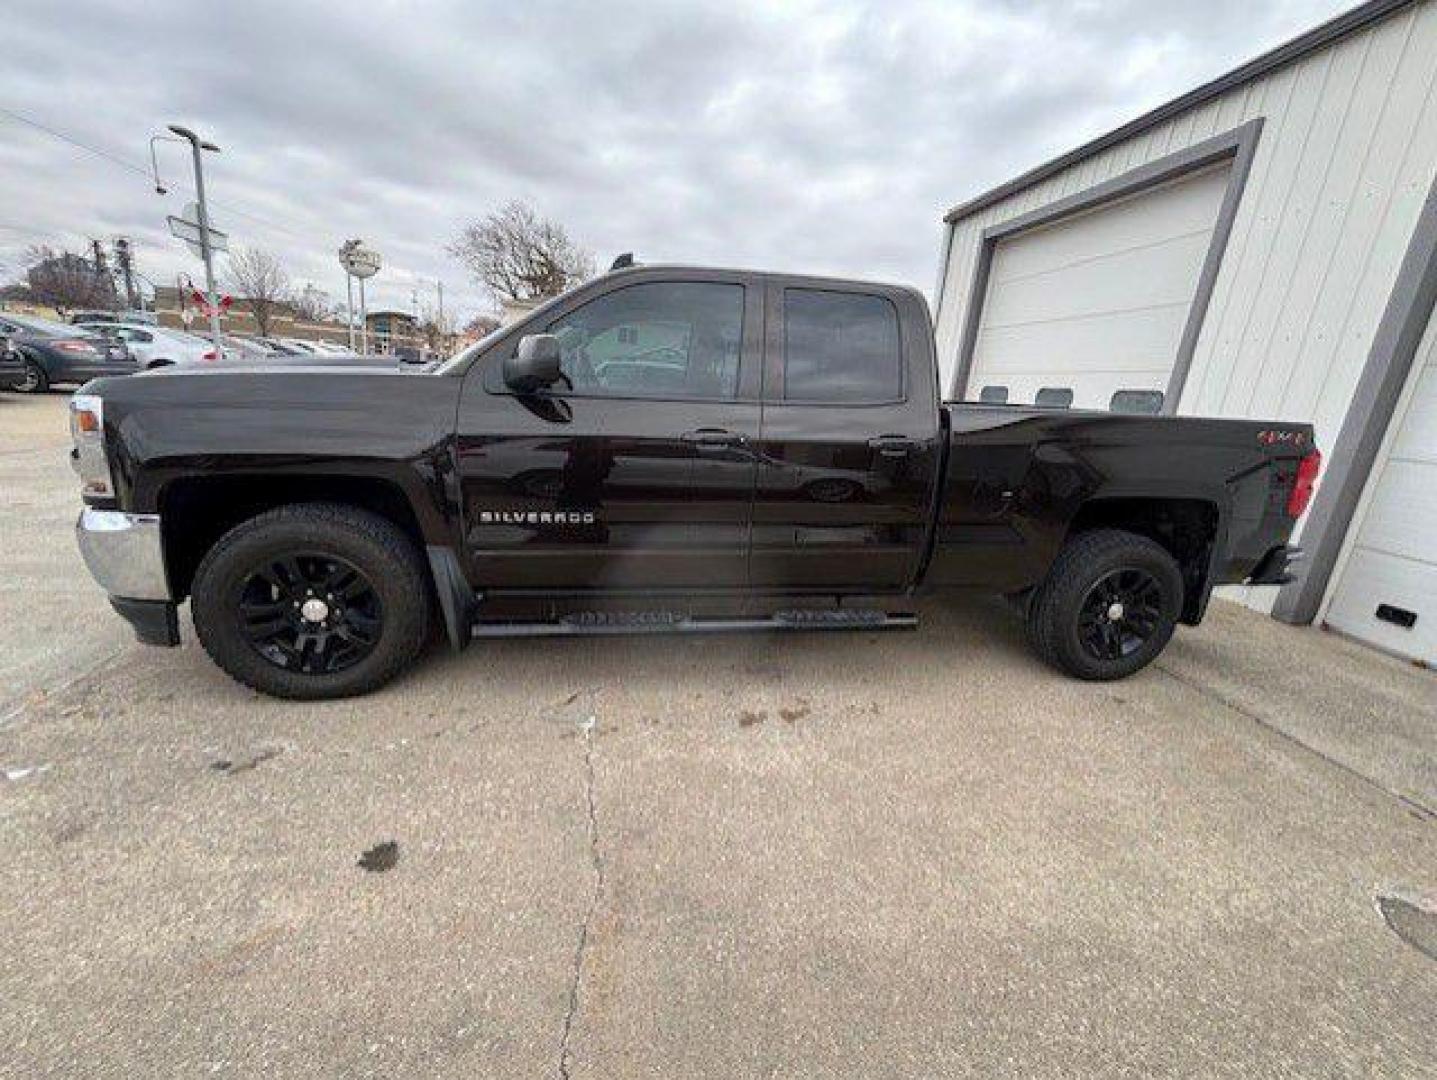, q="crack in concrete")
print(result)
[0,644,130,730]
[558,715,604,1080]
[1155,663,1436,822]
